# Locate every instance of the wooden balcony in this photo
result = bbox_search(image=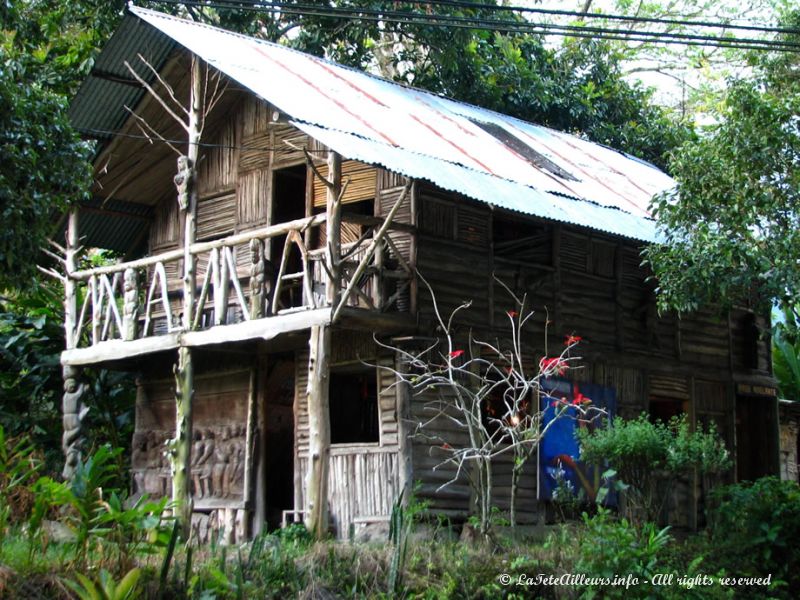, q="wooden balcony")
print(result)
[61,213,414,366]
